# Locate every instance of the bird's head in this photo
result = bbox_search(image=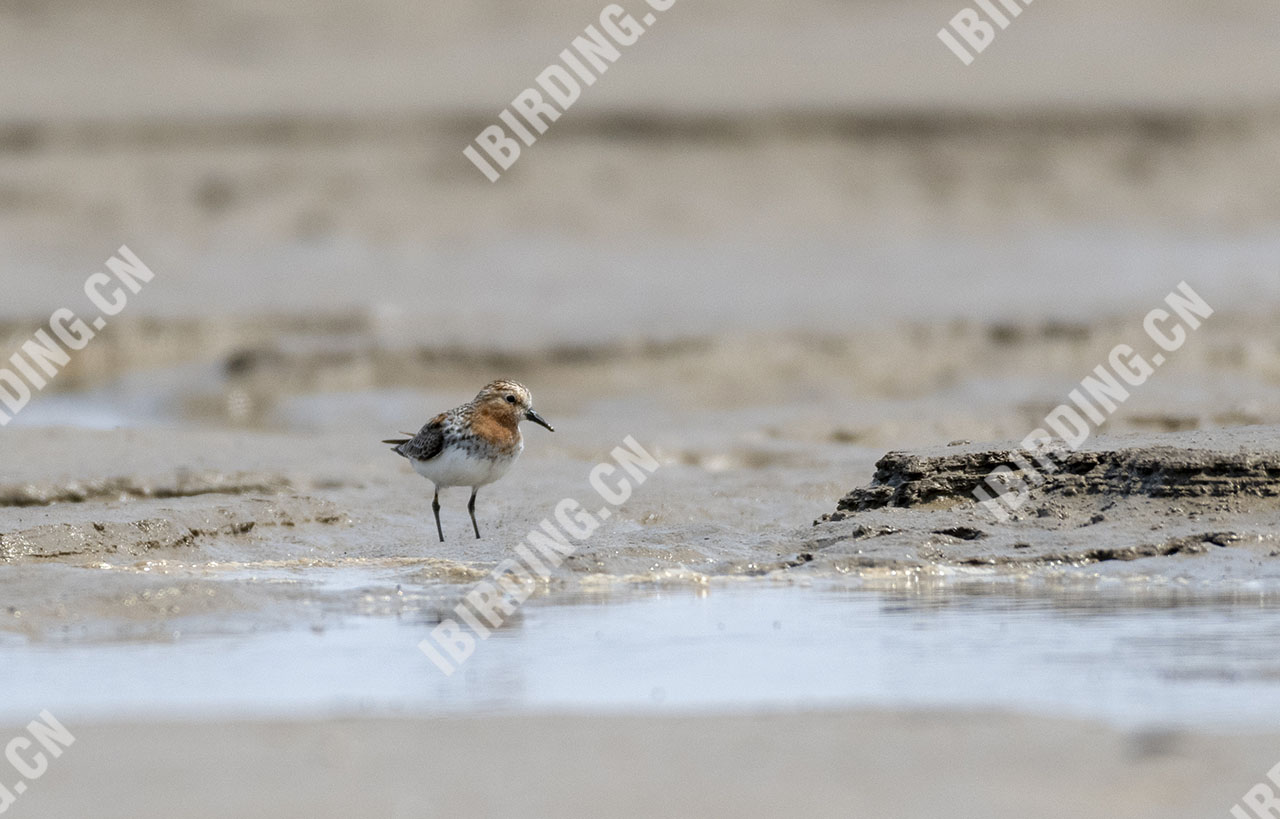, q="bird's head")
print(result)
[474,380,554,431]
